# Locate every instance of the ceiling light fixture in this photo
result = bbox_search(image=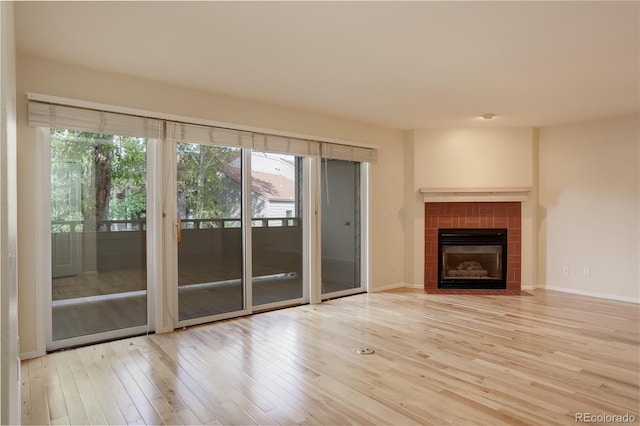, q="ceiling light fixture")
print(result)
[481,113,496,120]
